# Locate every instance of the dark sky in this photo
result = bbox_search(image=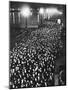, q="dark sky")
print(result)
[9,1,66,10]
